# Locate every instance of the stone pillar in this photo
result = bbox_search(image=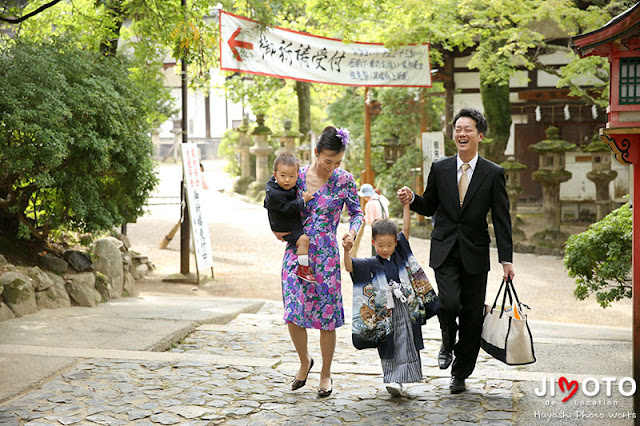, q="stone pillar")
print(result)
[238,115,253,178]
[233,115,256,195]
[248,114,273,197]
[529,126,576,242]
[583,138,618,220]
[298,130,314,165]
[277,119,302,157]
[167,117,183,162]
[500,156,527,238]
